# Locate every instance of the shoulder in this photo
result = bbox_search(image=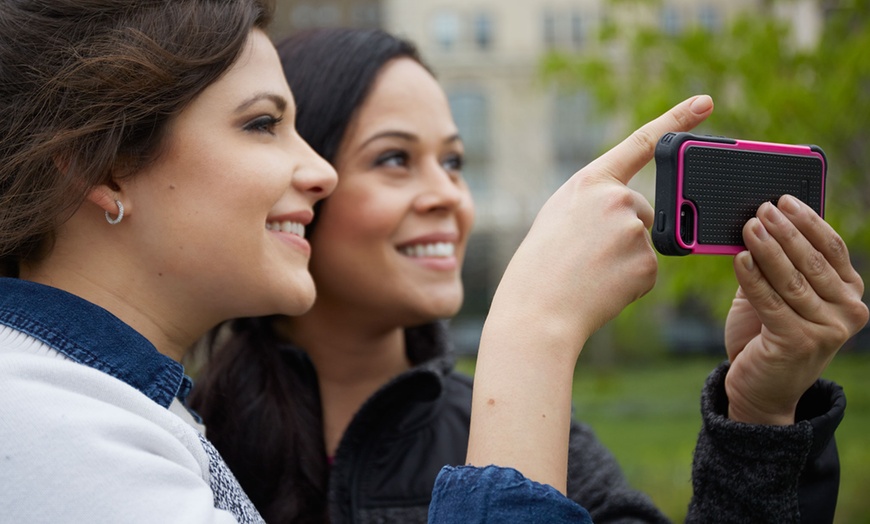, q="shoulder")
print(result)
[1,349,208,466]
[0,351,237,522]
